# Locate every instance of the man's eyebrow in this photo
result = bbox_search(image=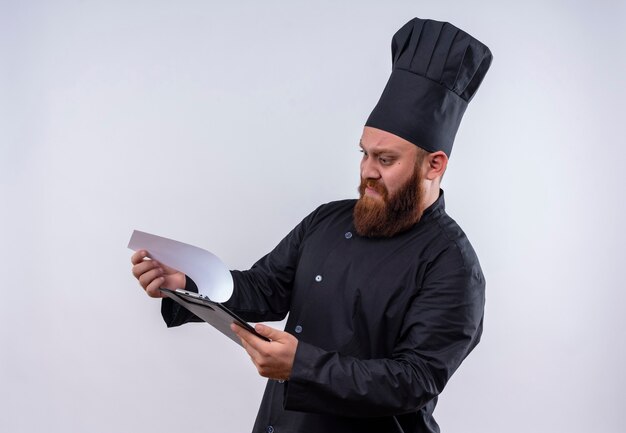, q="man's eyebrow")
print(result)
[360,144,399,155]
[359,139,402,155]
